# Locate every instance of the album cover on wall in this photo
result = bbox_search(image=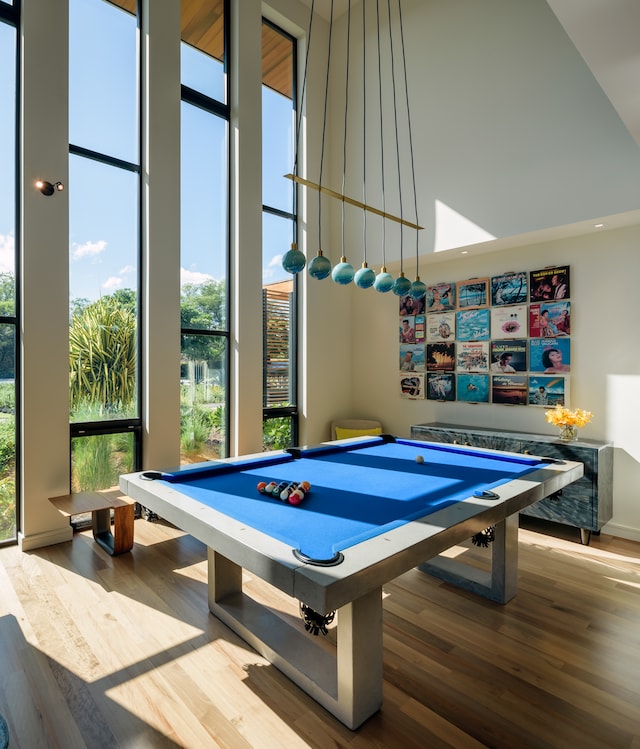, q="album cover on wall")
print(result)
[426,311,455,342]
[399,344,425,372]
[456,308,490,341]
[414,314,426,343]
[456,341,489,372]
[426,372,455,401]
[425,282,456,311]
[491,271,528,305]
[491,375,528,405]
[490,304,527,339]
[529,337,571,373]
[426,342,456,371]
[529,302,570,337]
[399,294,425,316]
[528,375,569,407]
[457,374,490,403]
[457,277,489,309]
[399,315,416,343]
[399,373,425,399]
[529,266,570,301]
[489,339,527,373]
